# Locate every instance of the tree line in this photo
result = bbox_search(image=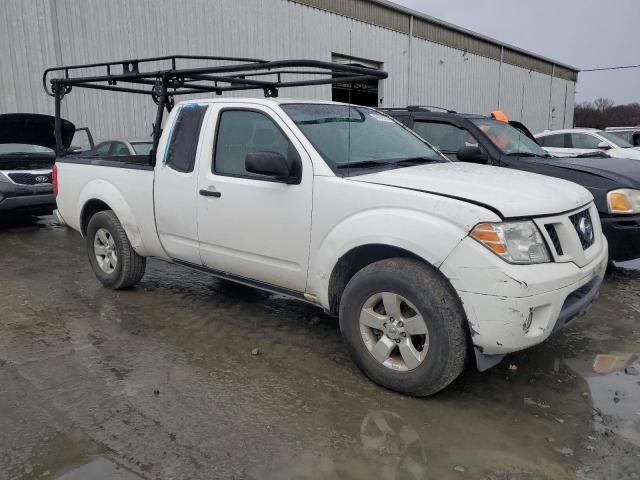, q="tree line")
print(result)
[574,98,640,128]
